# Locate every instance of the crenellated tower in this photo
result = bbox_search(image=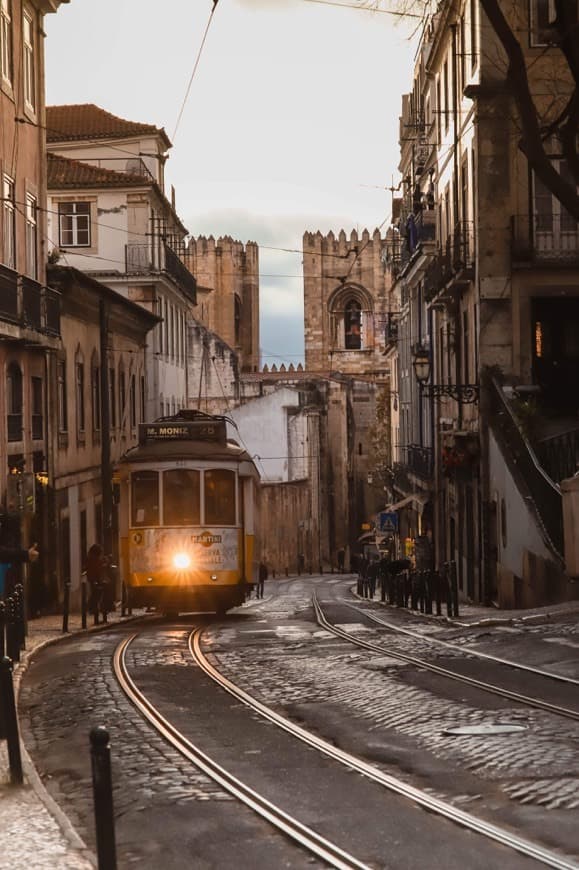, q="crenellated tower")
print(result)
[303,227,391,375]
[186,236,260,372]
